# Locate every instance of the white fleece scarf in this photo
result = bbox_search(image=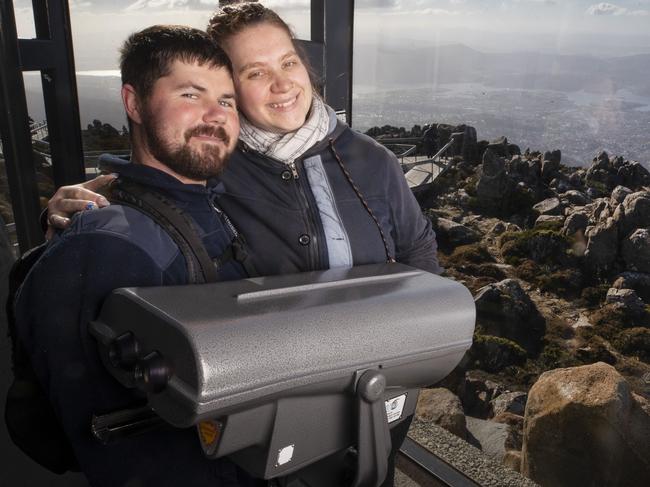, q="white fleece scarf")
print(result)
[238,95,330,164]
